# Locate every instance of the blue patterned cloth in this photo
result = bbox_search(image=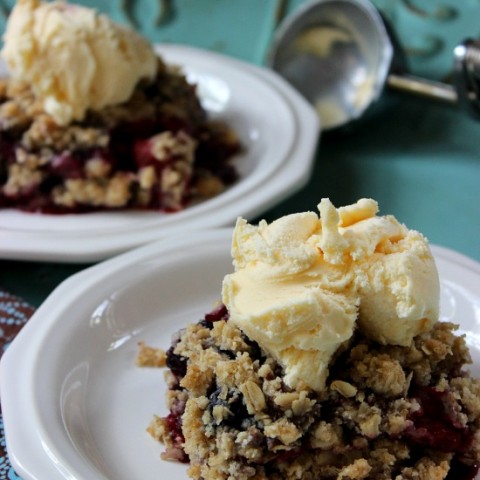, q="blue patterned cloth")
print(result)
[0,290,34,480]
